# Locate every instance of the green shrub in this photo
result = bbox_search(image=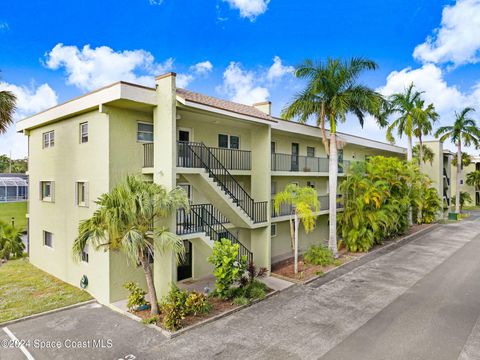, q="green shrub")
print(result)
[160,286,212,331]
[123,282,148,311]
[303,245,336,266]
[160,285,189,331]
[244,280,267,300]
[142,316,158,325]
[233,296,249,306]
[185,291,212,316]
[207,239,247,298]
